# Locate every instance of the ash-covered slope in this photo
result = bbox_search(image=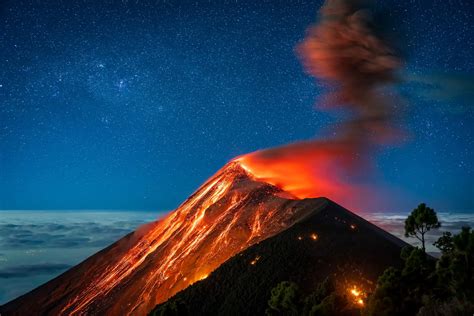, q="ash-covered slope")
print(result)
[151,199,408,316]
[1,162,327,316]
